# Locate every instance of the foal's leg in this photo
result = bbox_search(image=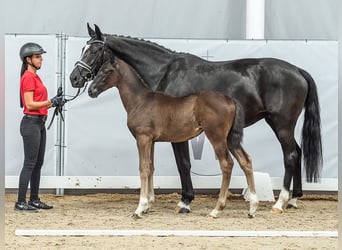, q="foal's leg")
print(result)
[204,136,234,218]
[147,142,155,208]
[230,146,259,218]
[134,136,154,218]
[171,141,194,213]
